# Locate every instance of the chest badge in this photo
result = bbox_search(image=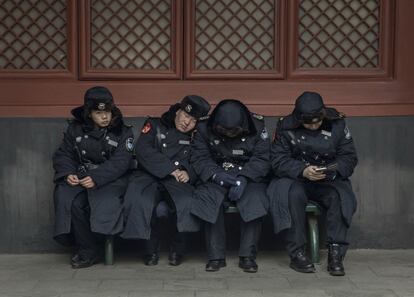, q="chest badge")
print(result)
[321,130,332,137]
[178,140,190,145]
[232,149,244,156]
[214,139,220,145]
[107,139,118,147]
[76,136,82,143]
